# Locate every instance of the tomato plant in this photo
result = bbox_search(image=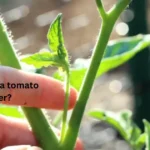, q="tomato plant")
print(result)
[1,0,150,150]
